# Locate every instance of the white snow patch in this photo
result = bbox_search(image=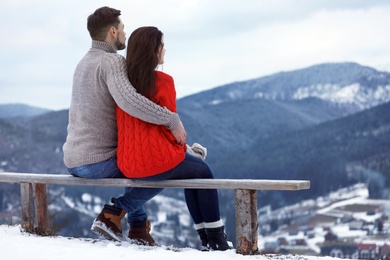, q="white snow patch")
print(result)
[81,193,92,203]
[93,196,102,204]
[63,195,75,208]
[93,205,102,214]
[227,91,242,99]
[209,99,222,105]
[293,83,360,103]
[332,84,360,103]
